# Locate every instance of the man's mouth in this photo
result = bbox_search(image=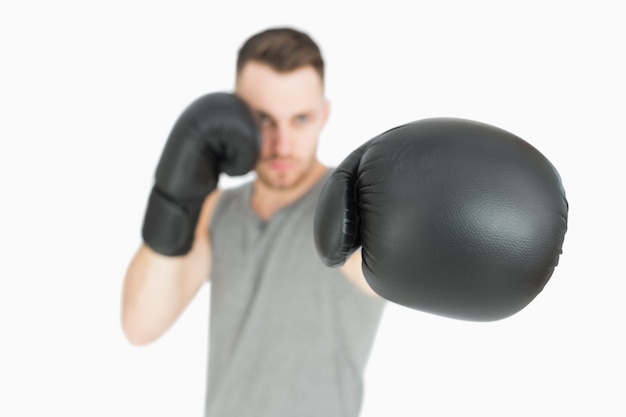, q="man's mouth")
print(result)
[267,159,293,172]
